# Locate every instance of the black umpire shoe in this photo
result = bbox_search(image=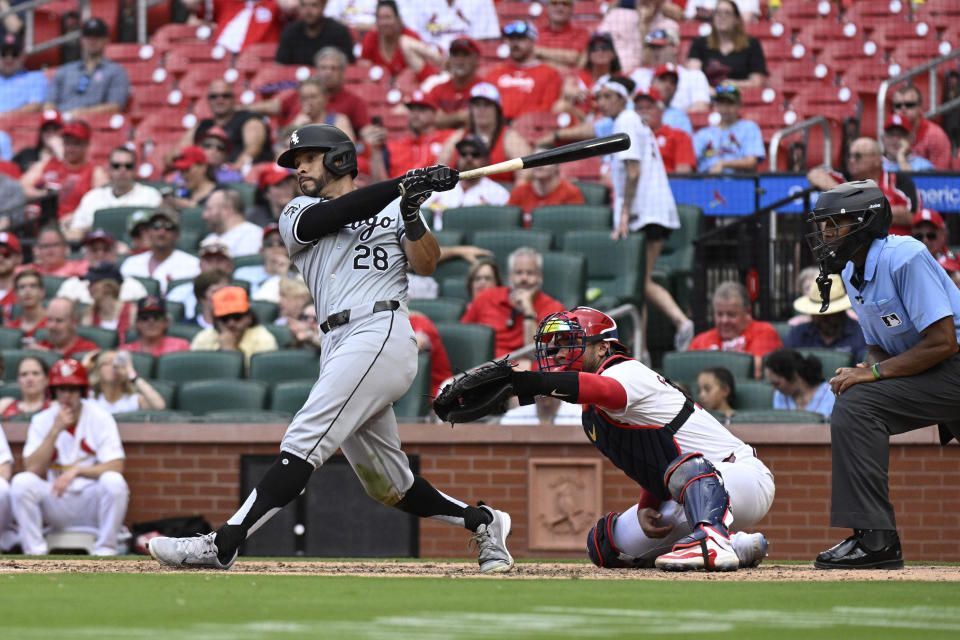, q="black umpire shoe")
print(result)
[814,529,904,569]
